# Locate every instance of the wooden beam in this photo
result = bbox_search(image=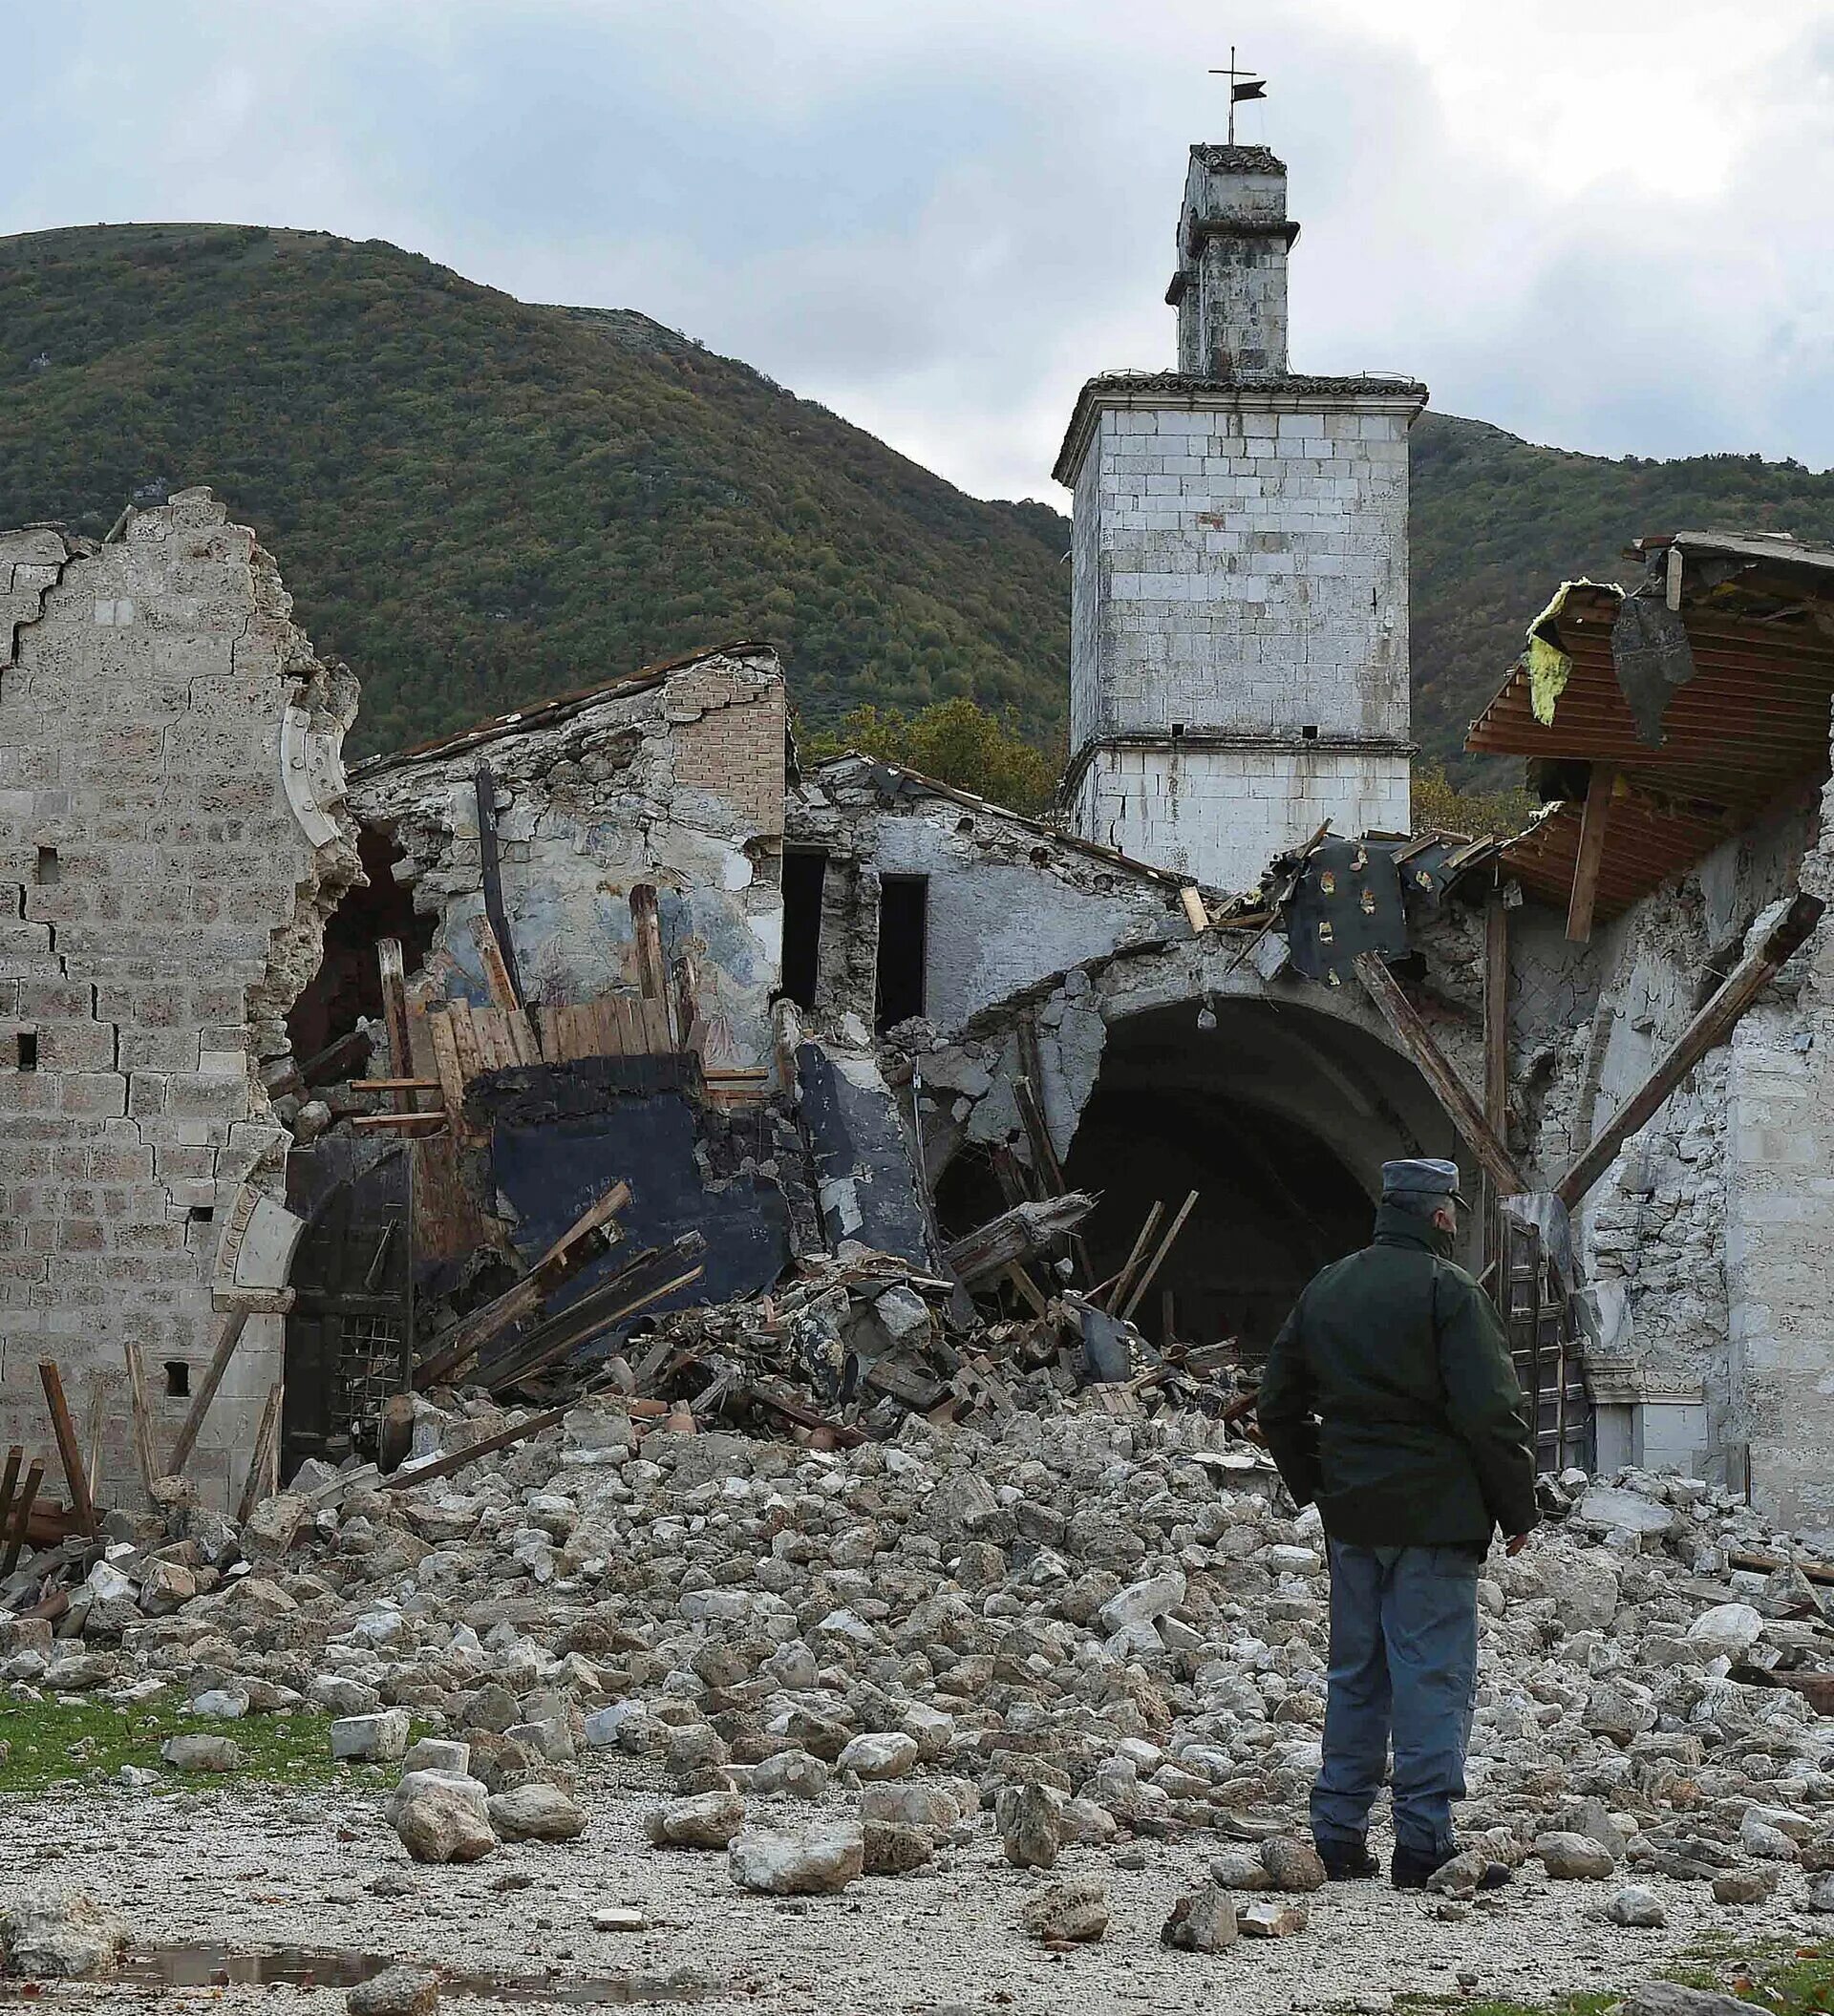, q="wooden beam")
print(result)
[1102,1200,1165,1314]
[1566,763,1616,944]
[350,1112,449,1135]
[1180,885,1209,935]
[0,1447,22,1564]
[165,1307,250,1477]
[629,885,677,1045]
[1120,1189,1201,1322]
[2,1459,43,1575]
[485,1263,705,1394]
[235,1380,285,1525]
[375,939,418,1113]
[120,1338,160,1509]
[37,1360,96,1537]
[1555,890,1825,1208]
[382,1402,573,1491]
[1353,952,1532,1199]
[467,915,539,1063]
[473,764,525,1008]
[944,1193,1097,1289]
[1482,886,1510,1274]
